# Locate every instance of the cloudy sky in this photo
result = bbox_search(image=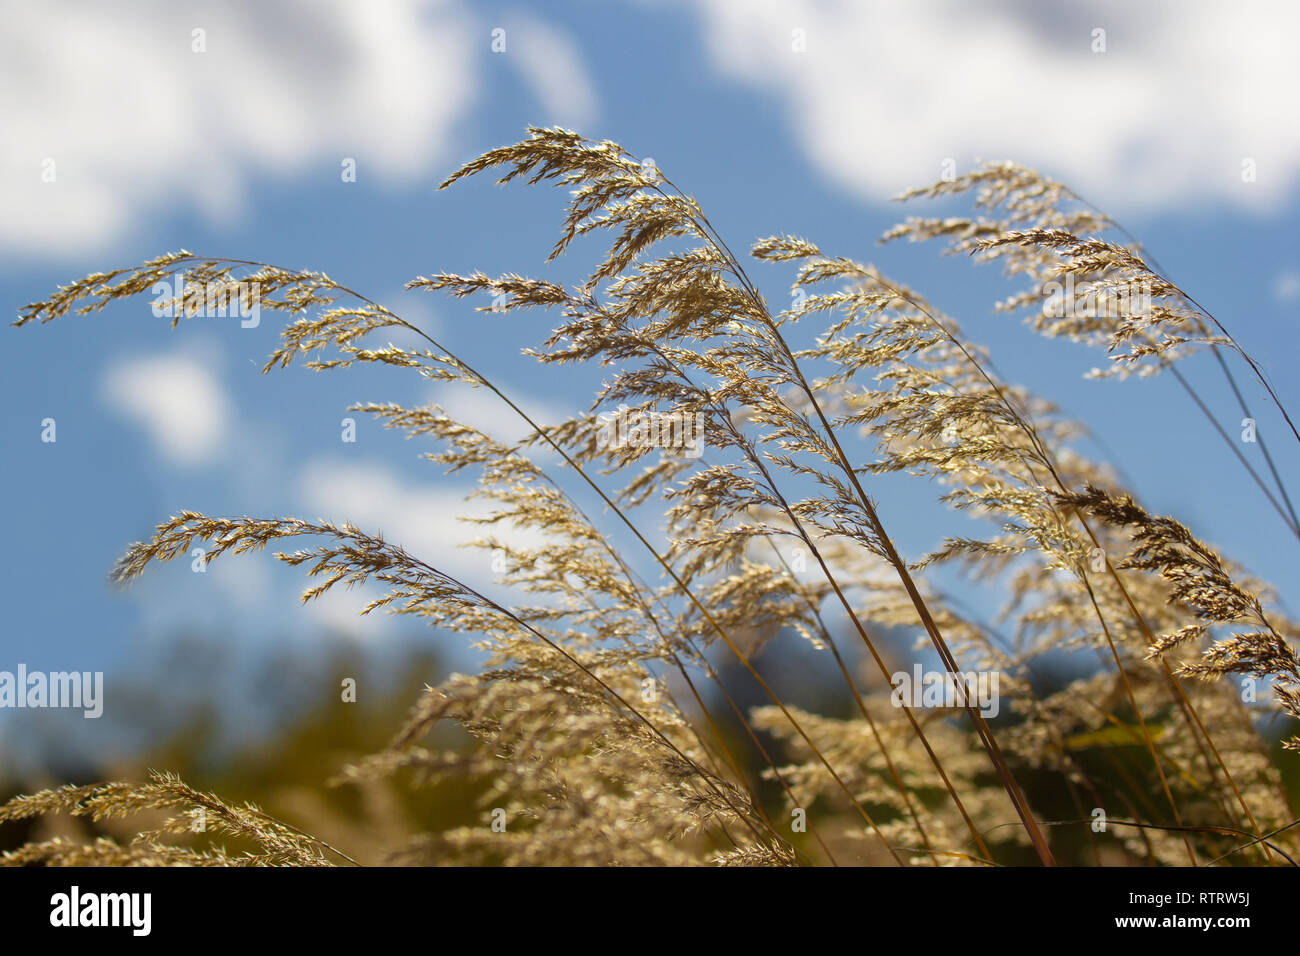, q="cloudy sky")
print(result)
[3,0,1298,757]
